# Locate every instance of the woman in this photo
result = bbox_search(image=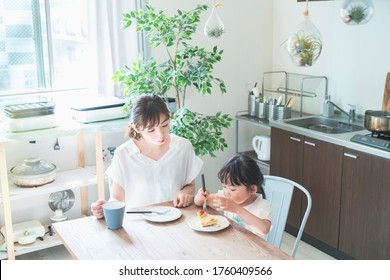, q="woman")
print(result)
[91,94,203,218]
